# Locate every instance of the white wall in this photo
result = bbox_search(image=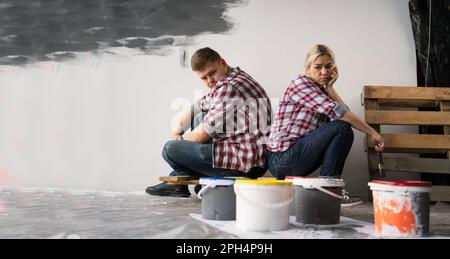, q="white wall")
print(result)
[0,0,416,197]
